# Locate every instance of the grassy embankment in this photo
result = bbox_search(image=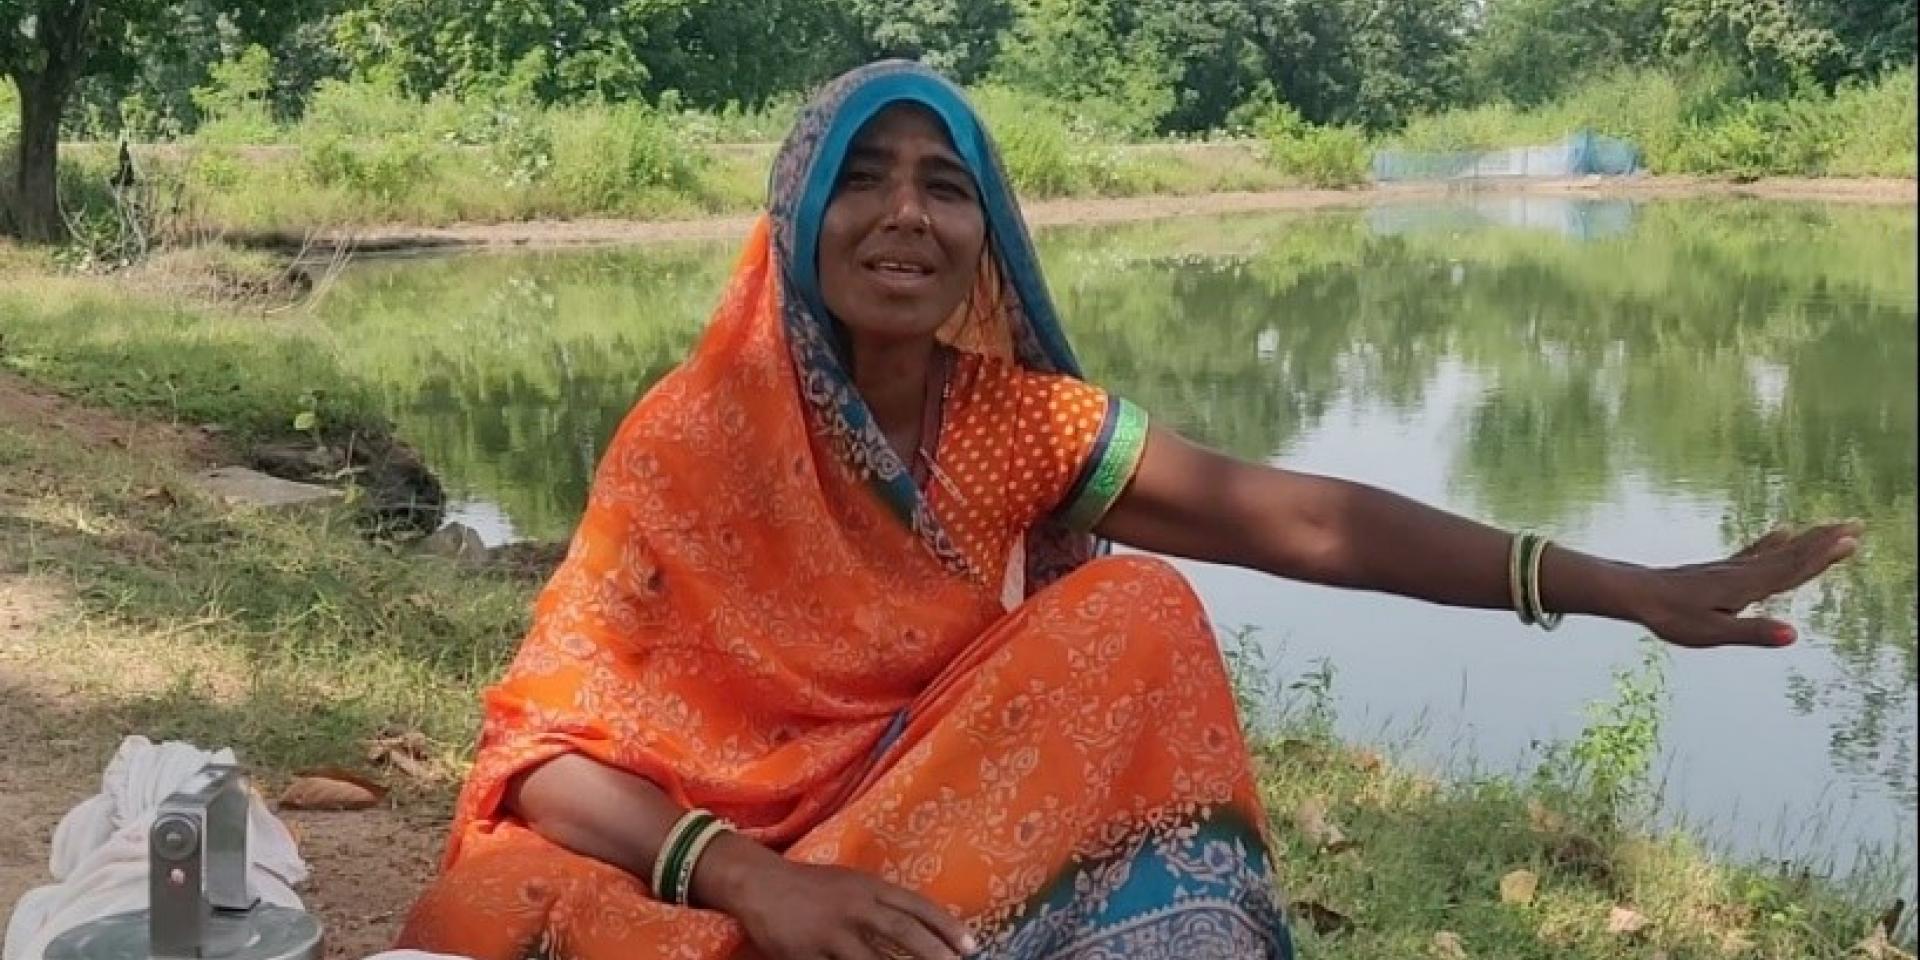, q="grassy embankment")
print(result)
[3,67,1912,250]
[0,249,1907,958]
